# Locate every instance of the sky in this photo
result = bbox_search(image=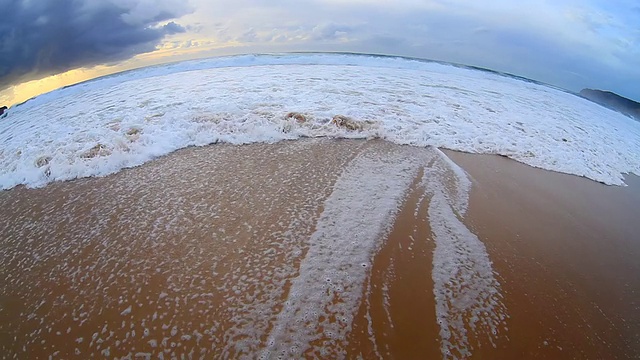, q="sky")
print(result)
[1,0,639,106]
